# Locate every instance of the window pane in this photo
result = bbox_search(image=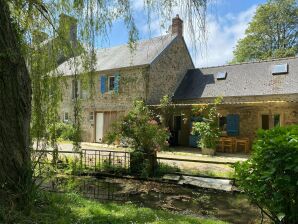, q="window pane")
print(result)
[262,115,269,130]
[219,117,227,131]
[274,114,280,127]
[89,112,94,121]
[64,112,69,121]
[109,76,115,91]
